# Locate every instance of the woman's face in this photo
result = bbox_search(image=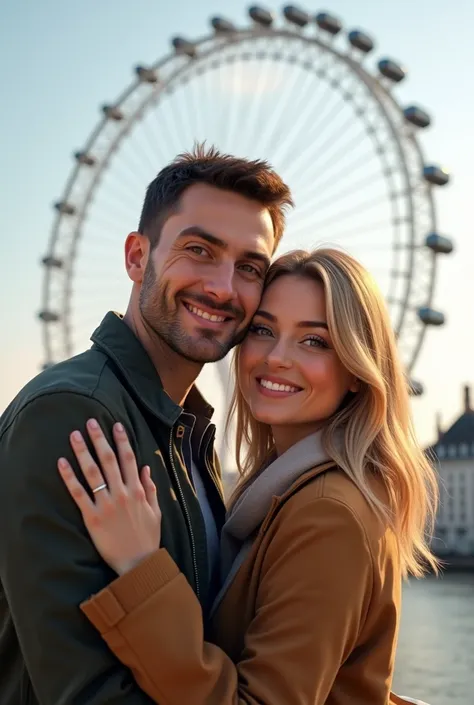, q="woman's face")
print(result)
[238,274,358,453]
